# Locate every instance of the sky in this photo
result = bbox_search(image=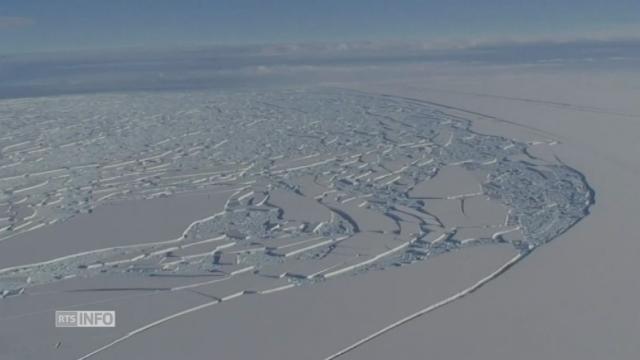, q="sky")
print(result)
[1,0,640,55]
